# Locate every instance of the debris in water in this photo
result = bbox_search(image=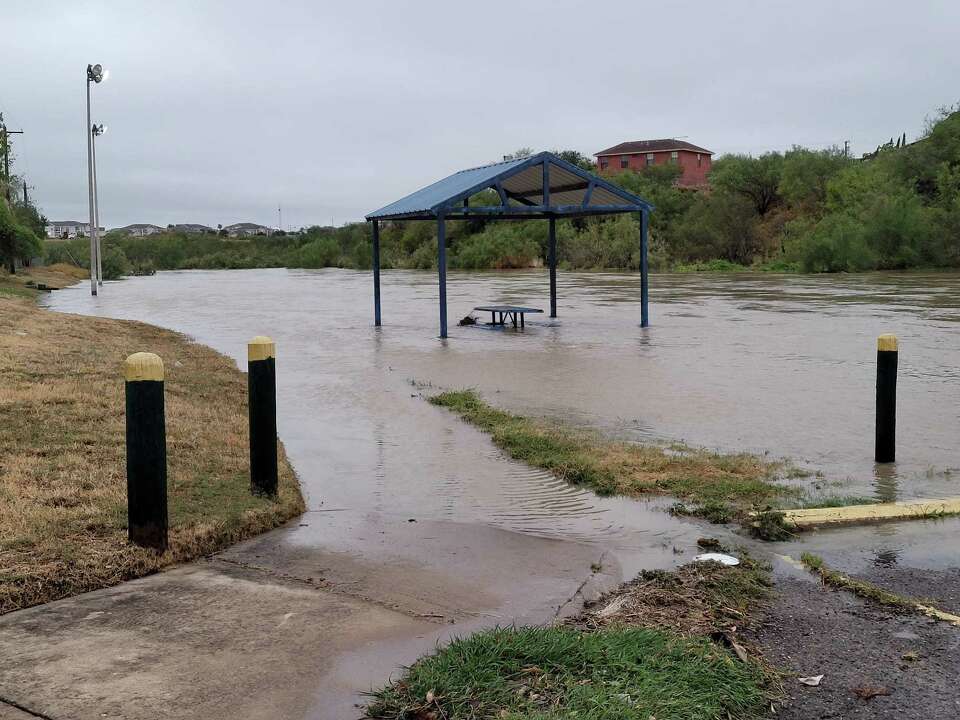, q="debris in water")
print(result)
[798,675,824,687]
[458,315,477,326]
[694,552,740,566]
[696,538,726,551]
